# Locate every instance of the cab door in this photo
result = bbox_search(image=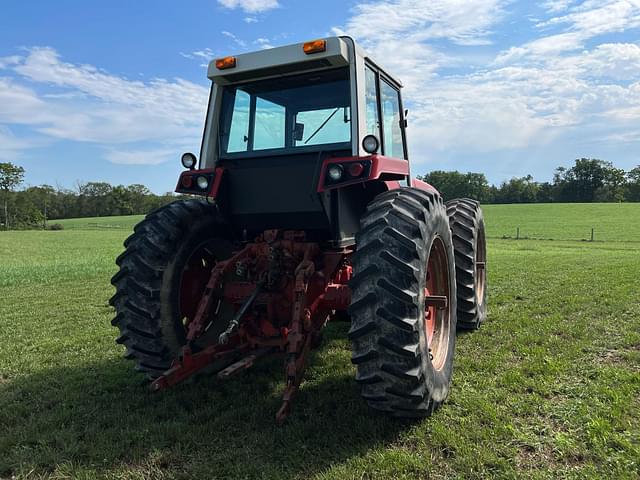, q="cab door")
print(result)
[363,63,409,161]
